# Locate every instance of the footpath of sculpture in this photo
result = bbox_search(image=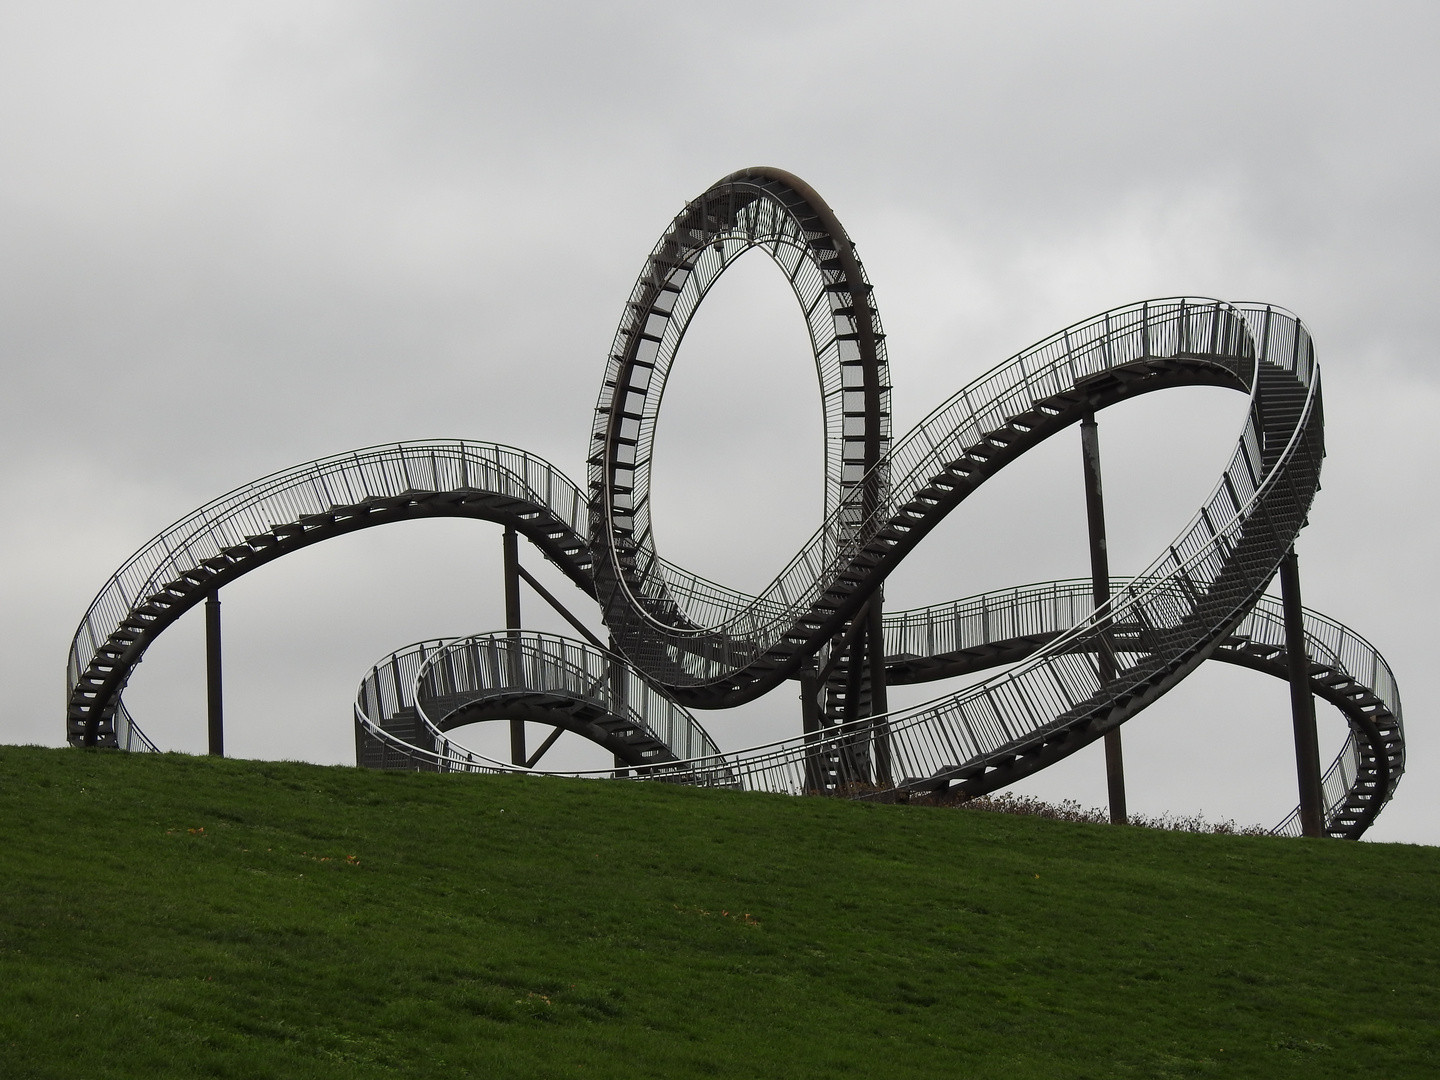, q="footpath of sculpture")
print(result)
[65,169,1404,839]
